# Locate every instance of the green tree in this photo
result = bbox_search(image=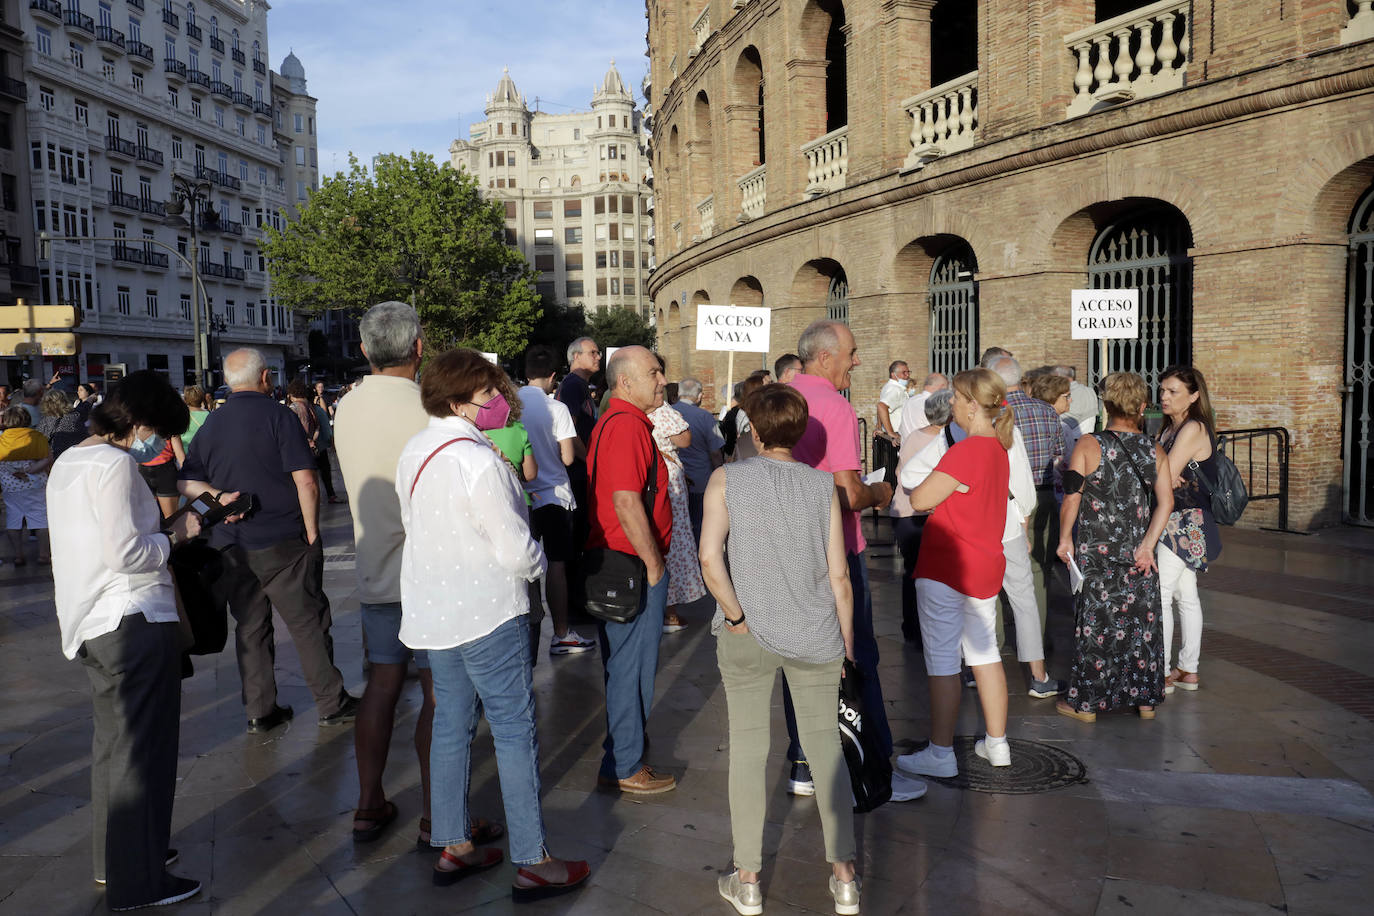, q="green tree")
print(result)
[585,306,657,351]
[263,151,543,356]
